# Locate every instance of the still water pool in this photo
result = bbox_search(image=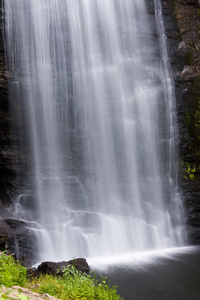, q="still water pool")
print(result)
[89,246,200,300]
